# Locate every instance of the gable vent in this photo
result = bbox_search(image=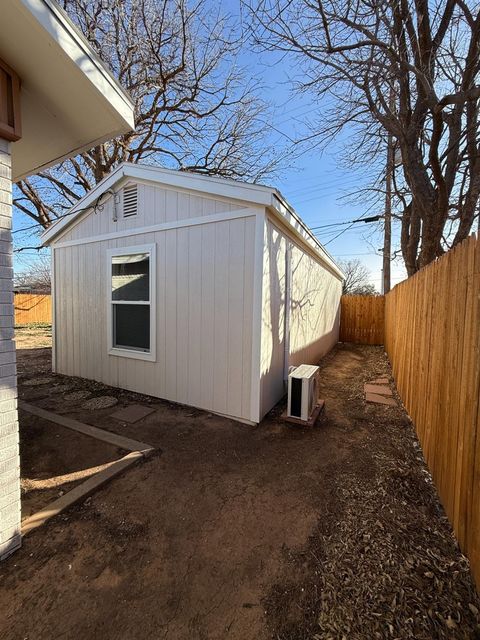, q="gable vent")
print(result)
[123,184,138,218]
